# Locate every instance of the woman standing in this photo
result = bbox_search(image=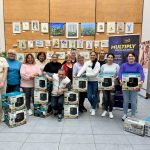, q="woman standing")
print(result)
[118,52,144,120]
[20,53,42,115]
[77,51,100,115]
[101,53,120,119]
